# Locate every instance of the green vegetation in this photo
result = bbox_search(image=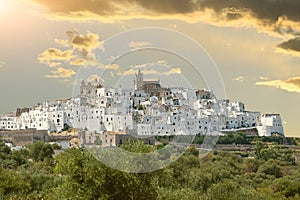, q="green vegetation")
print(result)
[0,139,299,199]
[192,133,298,145]
[61,124,71,132]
